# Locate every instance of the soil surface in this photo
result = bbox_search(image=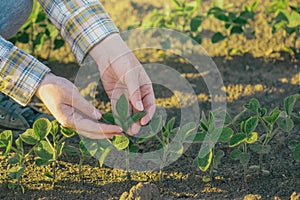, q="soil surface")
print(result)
[1,0,300,199]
